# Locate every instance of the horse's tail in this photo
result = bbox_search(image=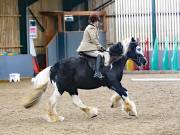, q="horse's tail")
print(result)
[23,66,51,109]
